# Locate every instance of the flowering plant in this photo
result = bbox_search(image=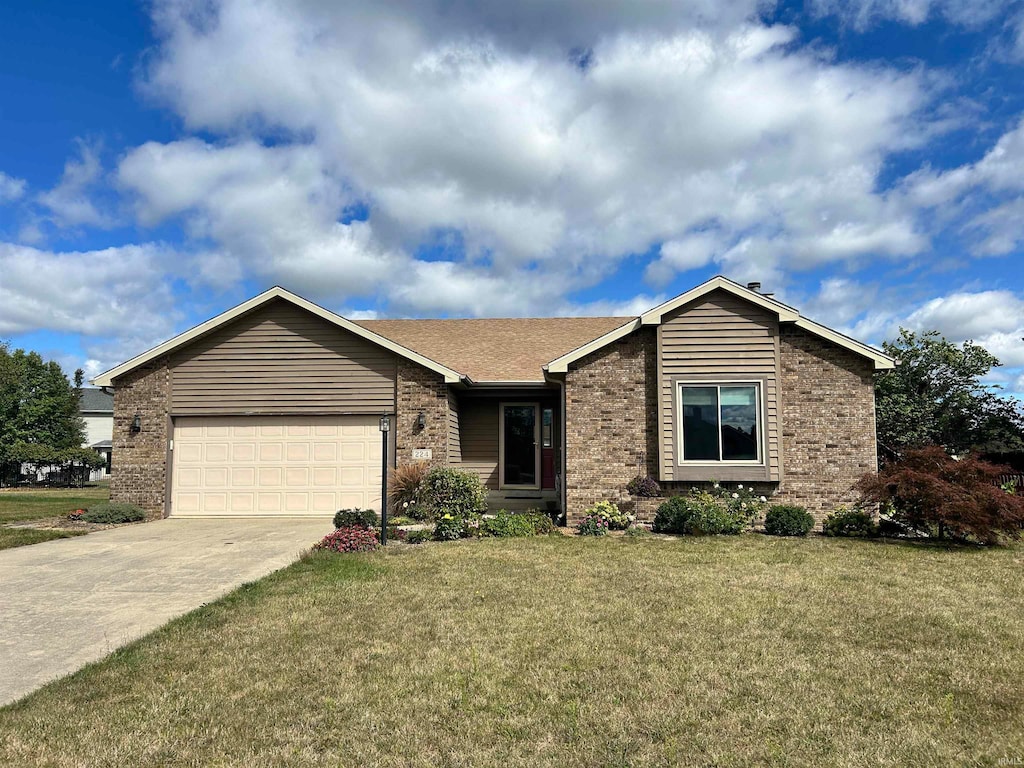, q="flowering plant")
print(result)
[315,525,379,553]
[583,500,634,530]
[68,509,86,520]
[575,513,609,536]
